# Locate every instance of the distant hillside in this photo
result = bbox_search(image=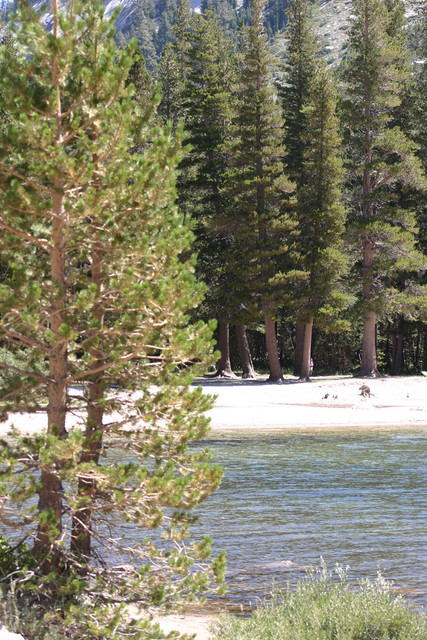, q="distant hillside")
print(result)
[315,0,420,65]
[0,0,421,71]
